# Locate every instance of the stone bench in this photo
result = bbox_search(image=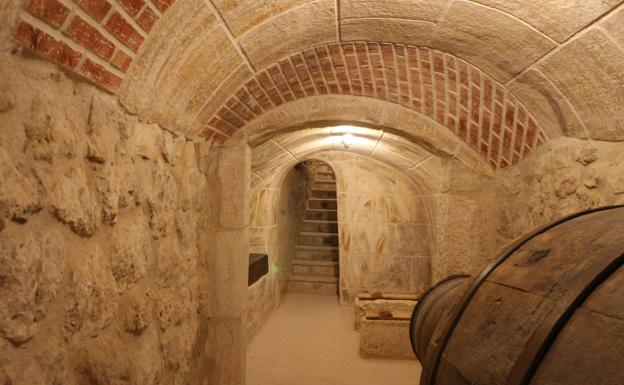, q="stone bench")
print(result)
[354,293,418,360]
